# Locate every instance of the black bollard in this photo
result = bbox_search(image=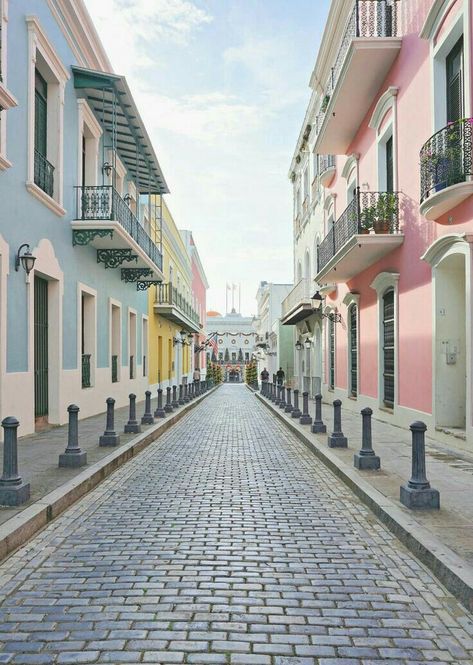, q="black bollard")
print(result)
[164,387,173,413]
[124,393,141,434]
[99,398,120,446]
[279,386,287,410]
[311,394,327,434]
[142,390,155,425]
[59,405,87,467]
[275,385,281,406]
[327,399,347,448]
[267,383,272,400]
[194,381,200,397]
[183,383,190,403]
[285,387,294,413]
[0,417,30,506]
[300,392,313,425]
[291,389,302,418]
[354,407,380,469]
[178,384,185,405]
[172,385,179,409]
[155,388,166,418]
[400,422,439,509]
